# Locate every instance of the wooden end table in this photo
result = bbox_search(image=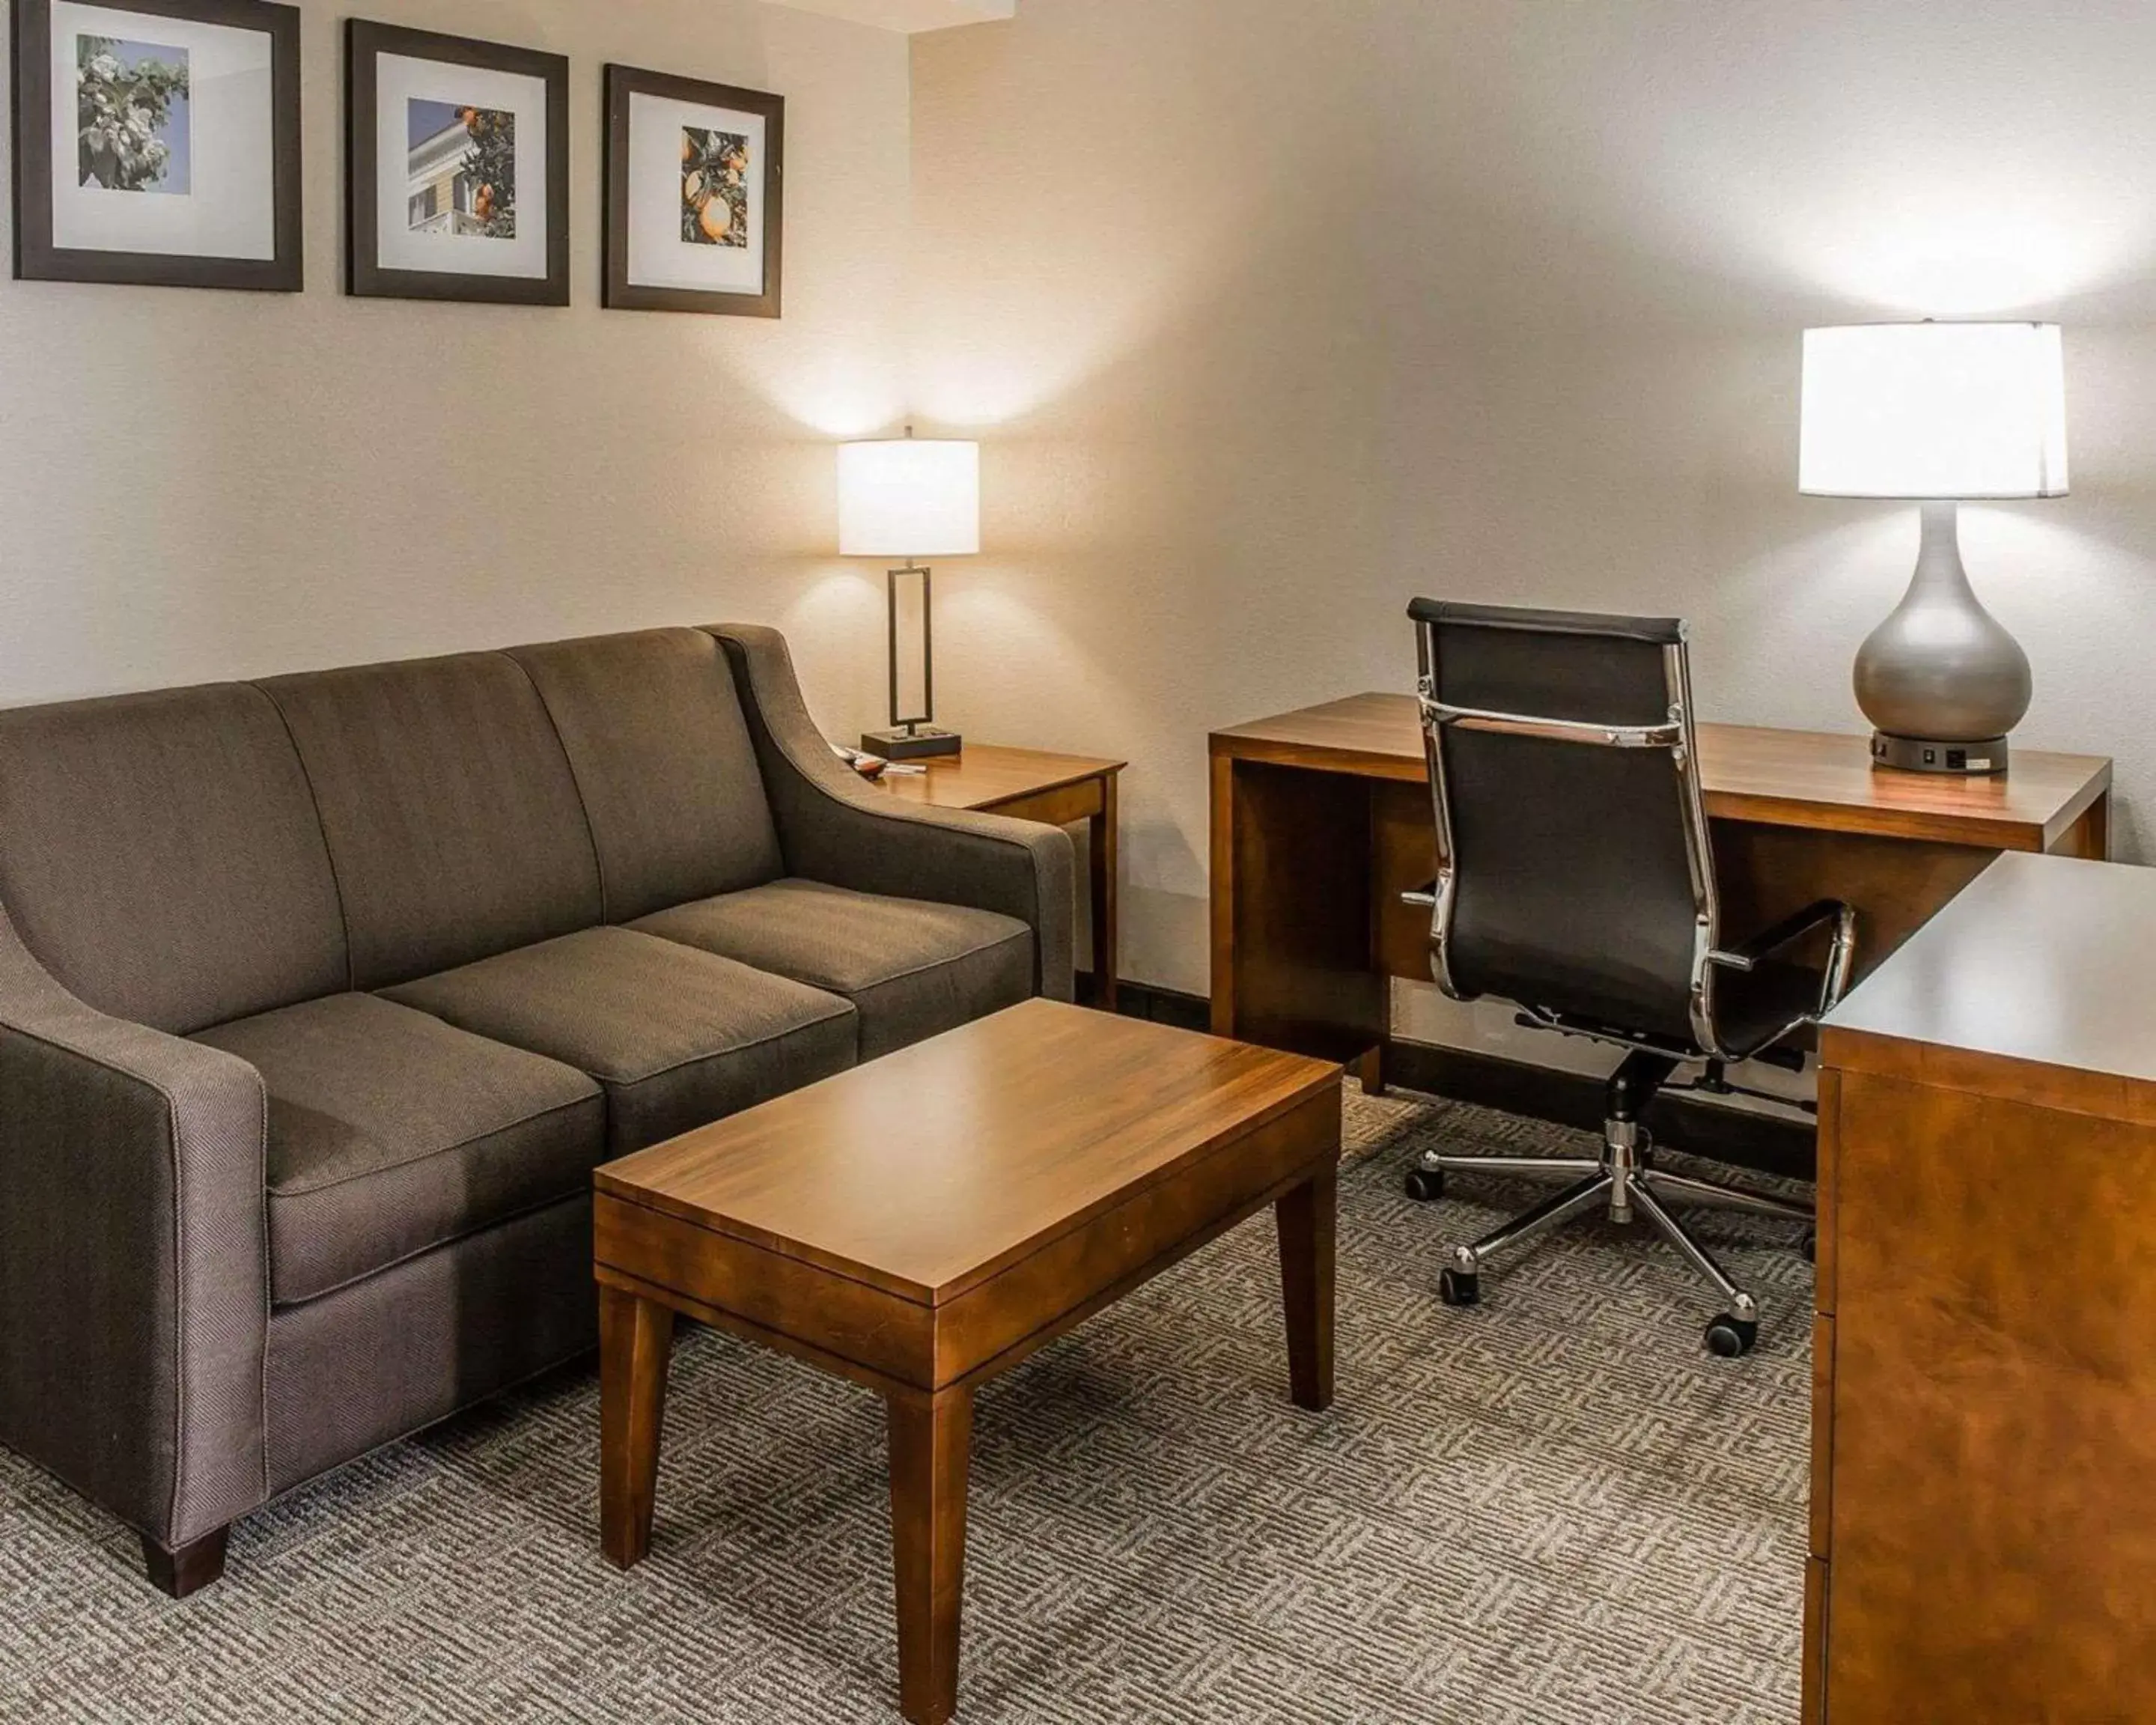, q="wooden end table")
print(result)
[869,746,1125,1009]
[594,999,1340,1724]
